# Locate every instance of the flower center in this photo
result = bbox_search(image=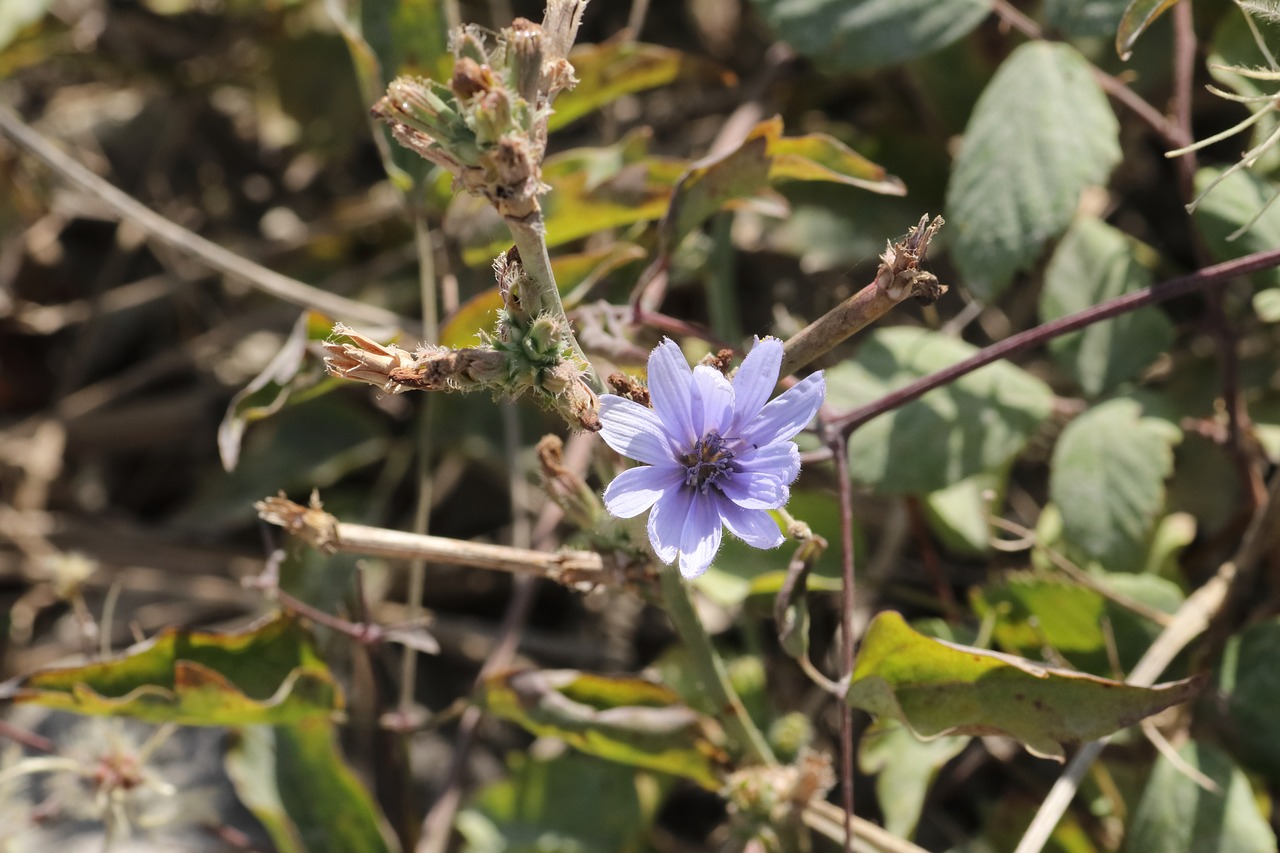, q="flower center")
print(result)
[682,432,734,493]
